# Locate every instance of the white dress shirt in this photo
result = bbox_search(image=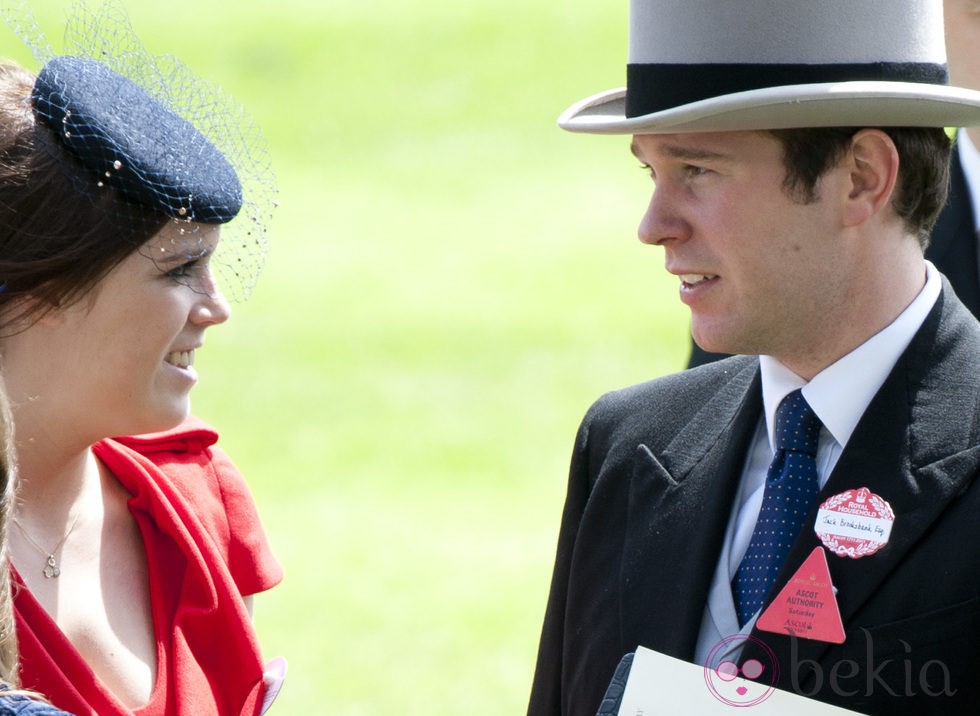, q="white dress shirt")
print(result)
[693,261,942,666]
